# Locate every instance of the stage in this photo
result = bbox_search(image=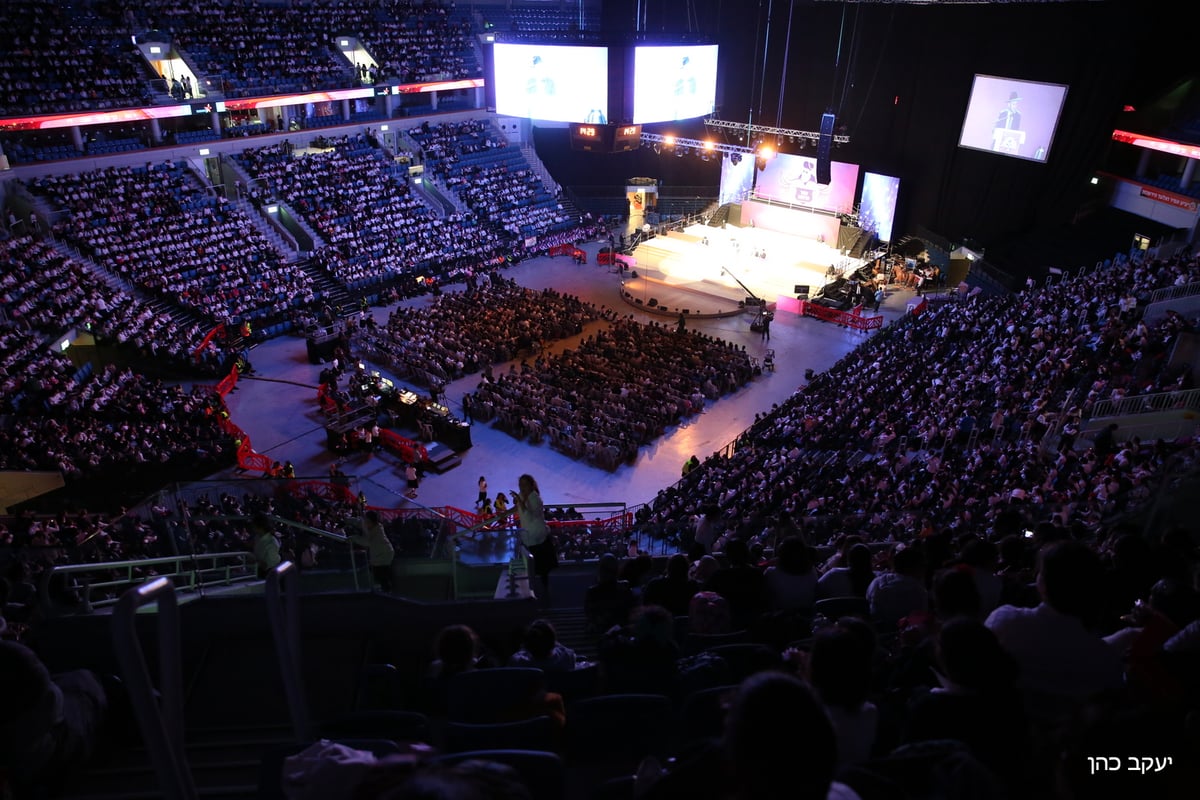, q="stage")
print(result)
[620,221,864,317]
